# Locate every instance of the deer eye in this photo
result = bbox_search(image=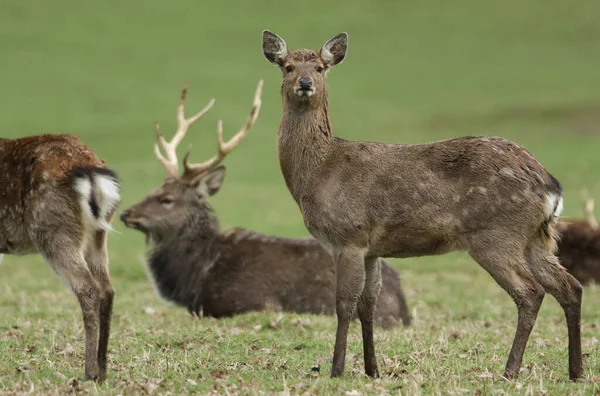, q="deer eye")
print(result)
[159,197,174,206]
[285,65,294,73]
[316,66,324,73]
